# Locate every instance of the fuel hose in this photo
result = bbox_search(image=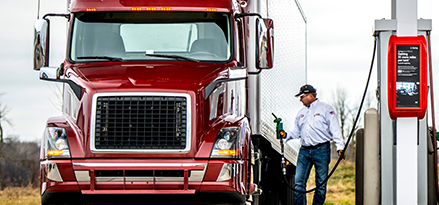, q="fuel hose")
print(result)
[280,36,377,194]
[426,31,439,202]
